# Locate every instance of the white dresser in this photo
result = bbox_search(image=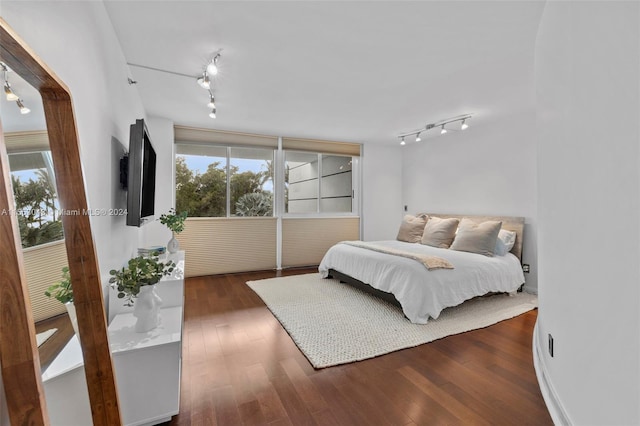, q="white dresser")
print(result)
[42,251,185,426]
